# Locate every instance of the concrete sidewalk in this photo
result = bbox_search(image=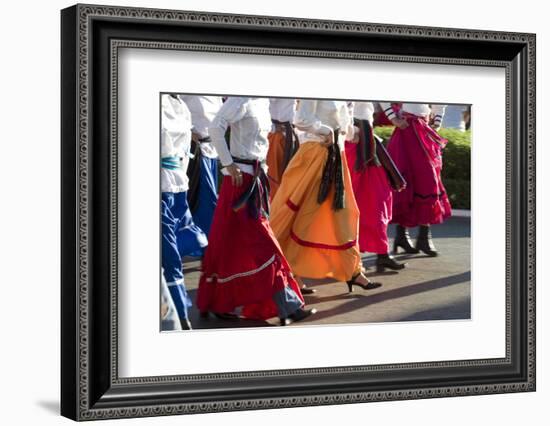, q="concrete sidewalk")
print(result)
[182,216,471,329]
